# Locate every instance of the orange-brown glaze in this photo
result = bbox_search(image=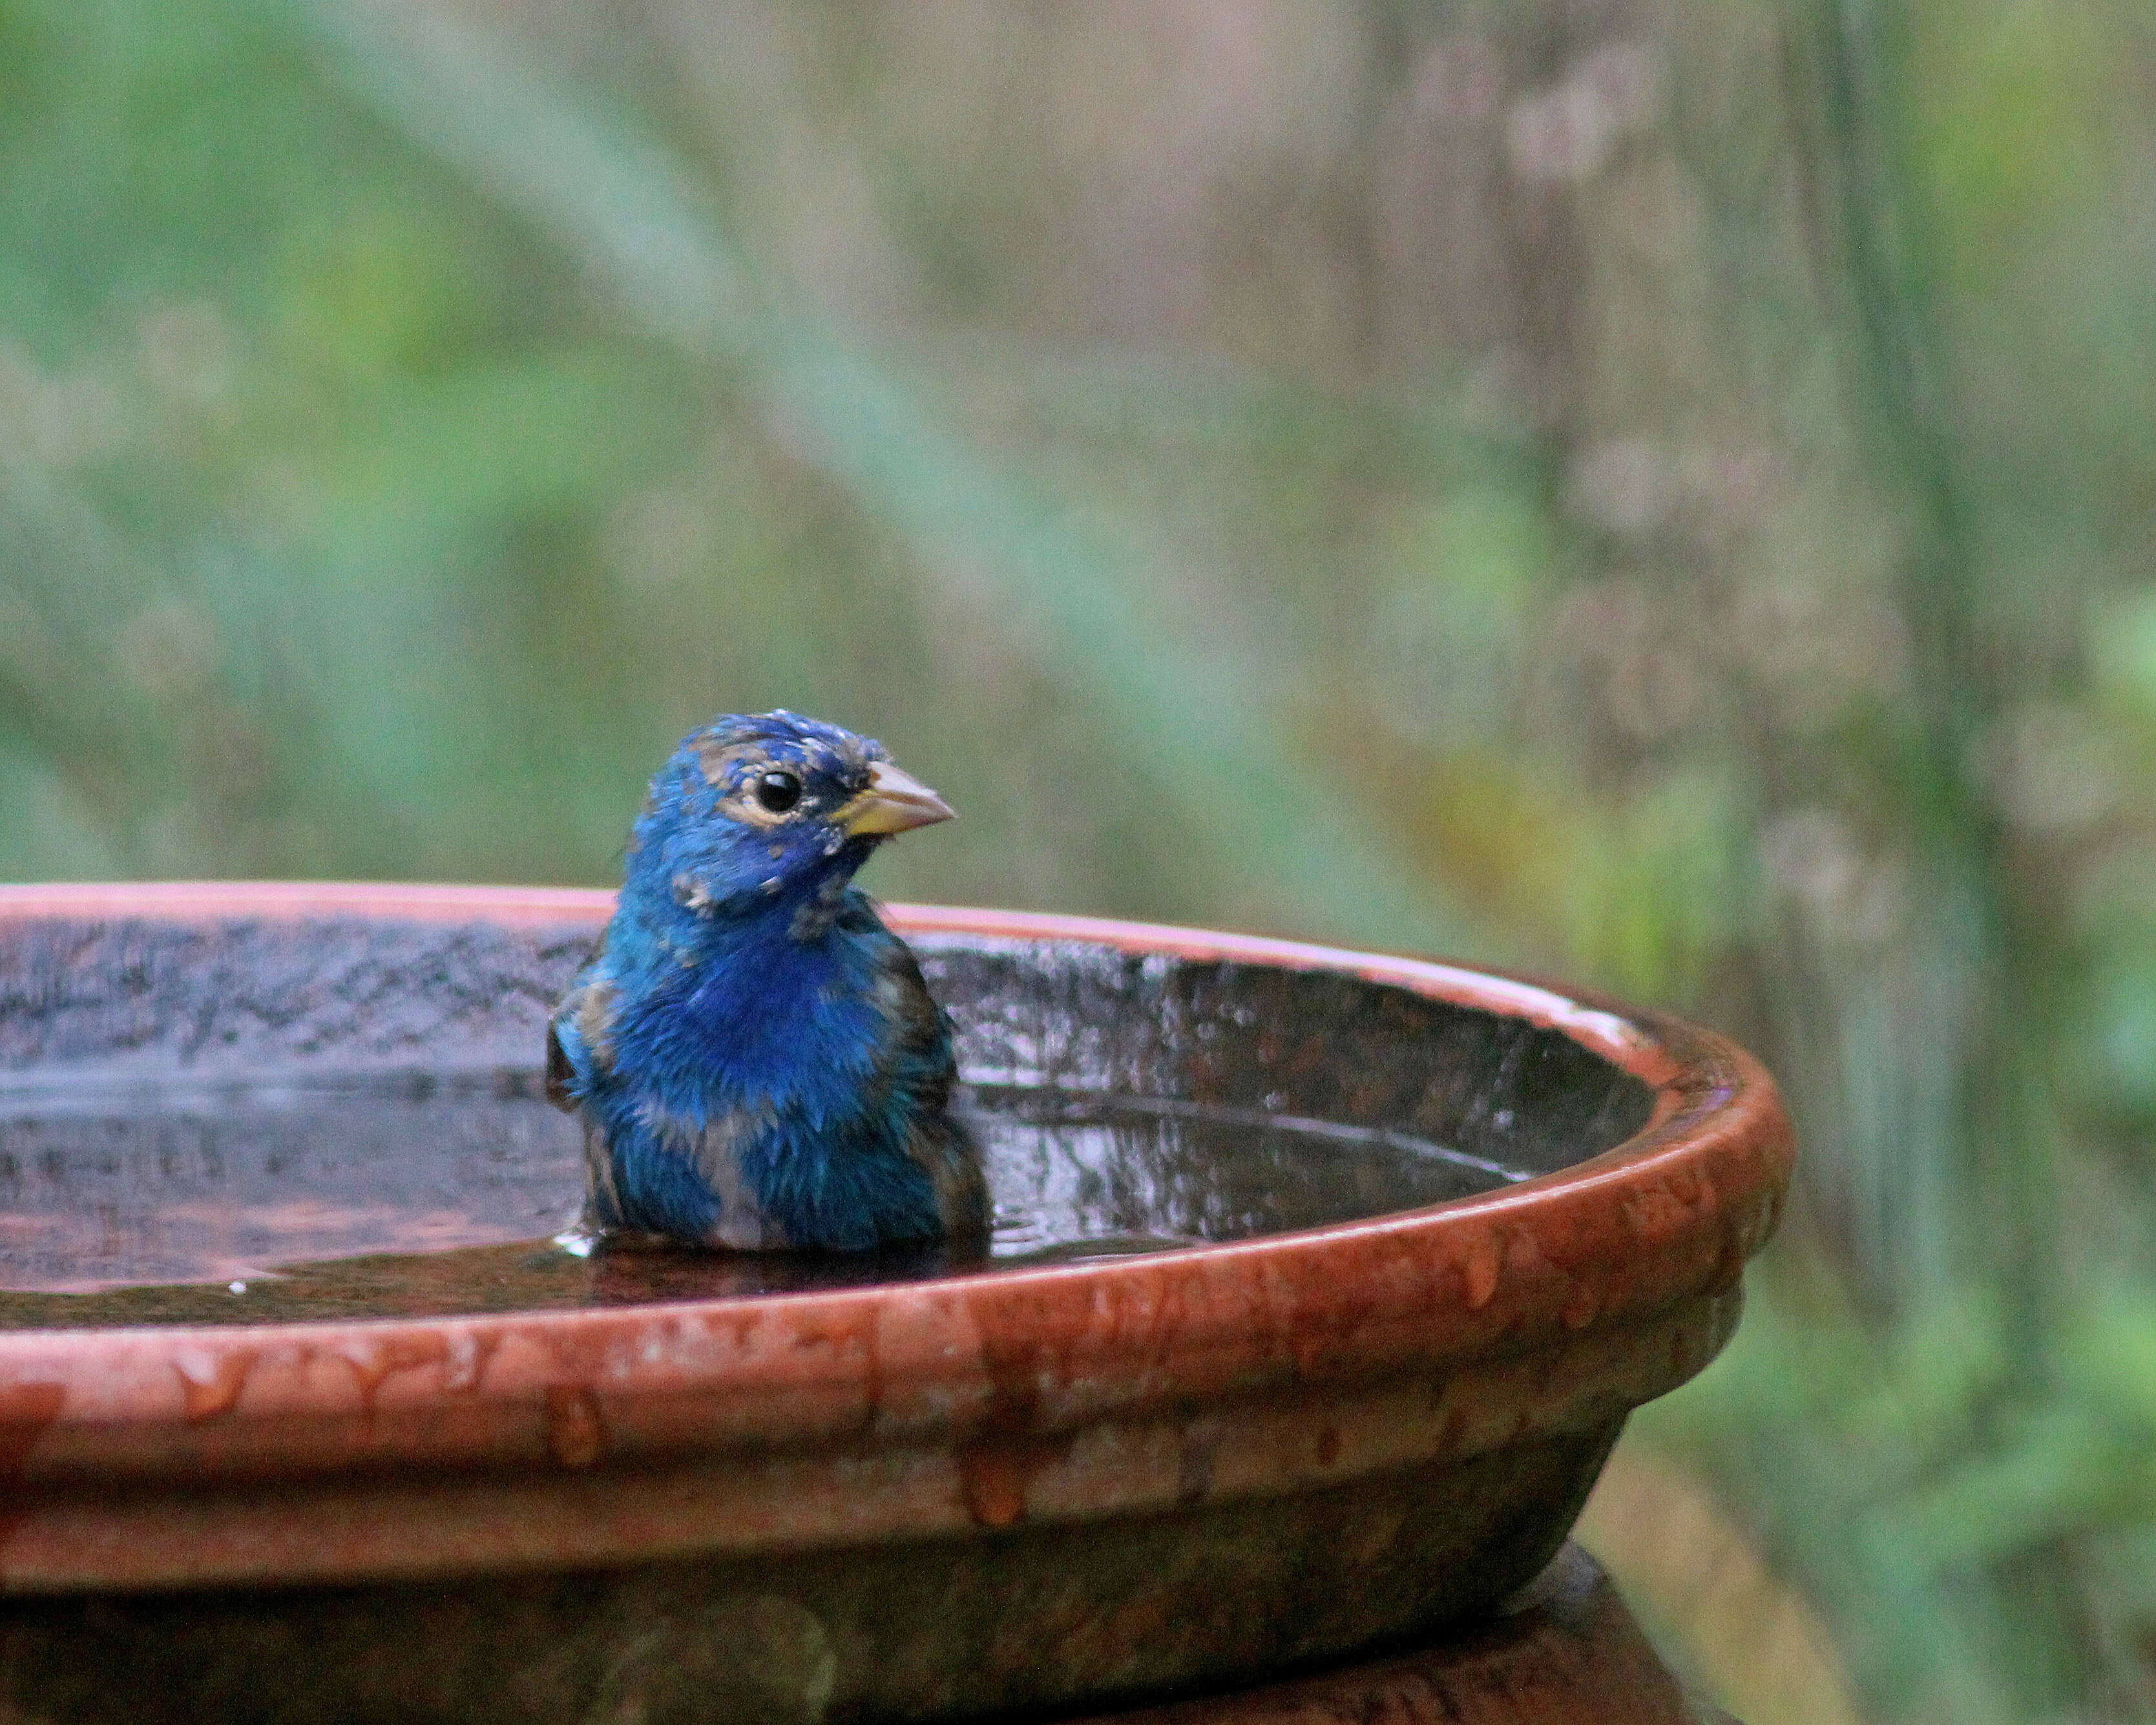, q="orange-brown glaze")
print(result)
[0,884,1794,1601]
